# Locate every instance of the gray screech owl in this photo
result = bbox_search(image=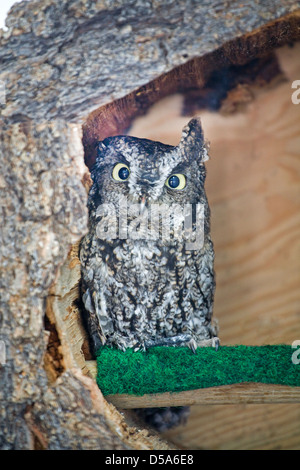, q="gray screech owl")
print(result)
[80,118,219,356]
